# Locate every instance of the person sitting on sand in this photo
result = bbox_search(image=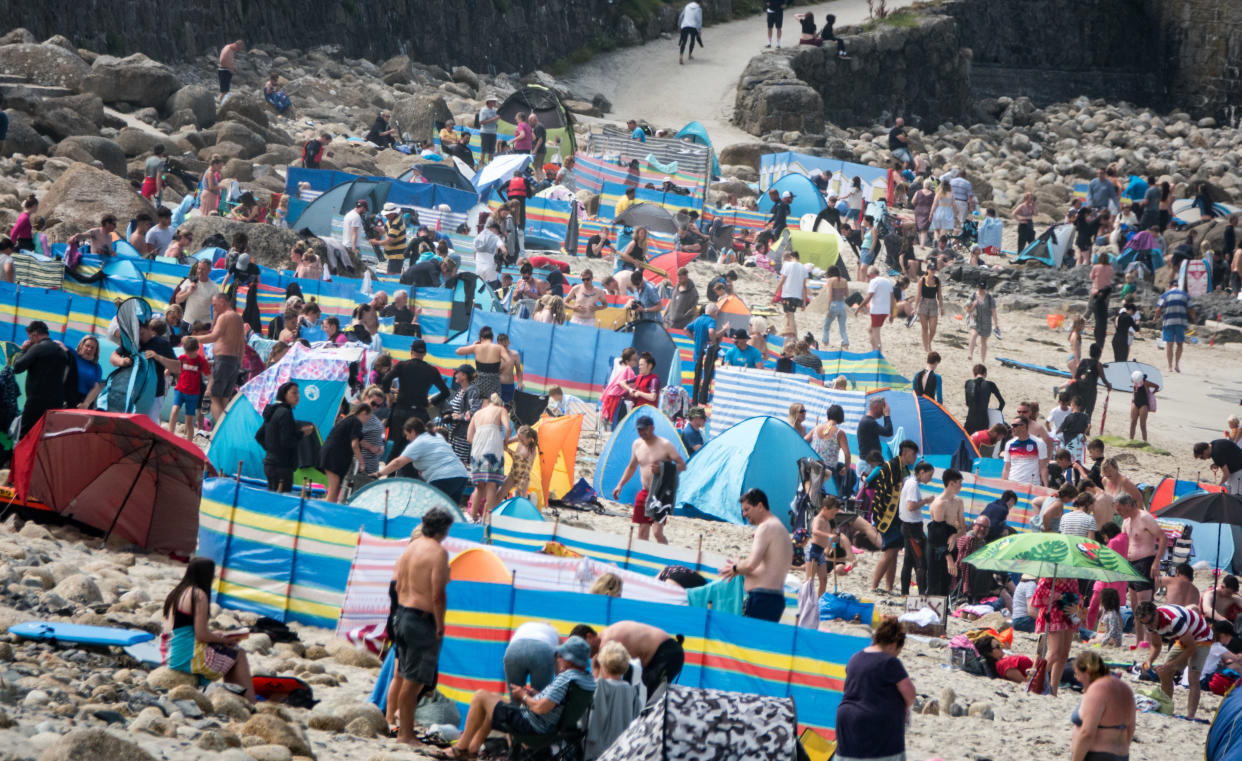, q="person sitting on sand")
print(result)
[452,636,595,760]
[162,557,254,701]
[1157,562,1202,609]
